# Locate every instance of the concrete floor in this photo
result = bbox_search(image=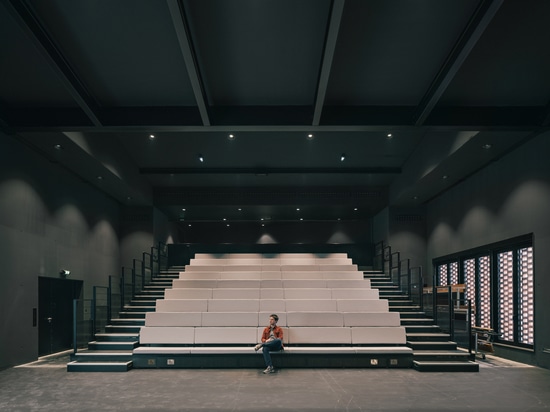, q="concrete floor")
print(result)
[1,353,549,411]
